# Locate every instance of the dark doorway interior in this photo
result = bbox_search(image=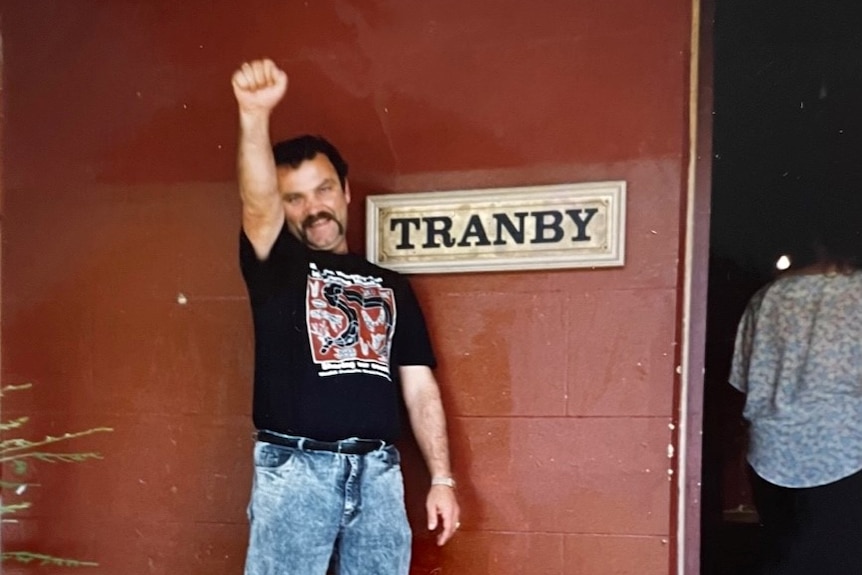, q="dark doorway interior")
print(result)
[702,1,862,574]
